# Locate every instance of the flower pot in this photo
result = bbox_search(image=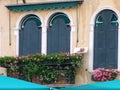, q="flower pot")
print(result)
[55,76,68,84]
